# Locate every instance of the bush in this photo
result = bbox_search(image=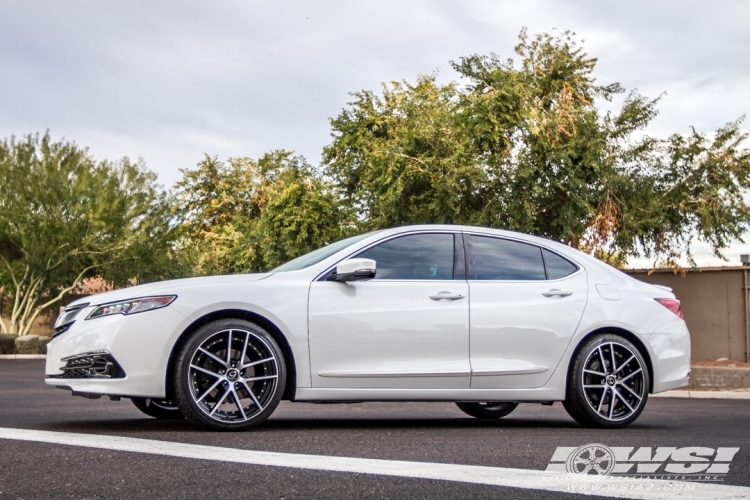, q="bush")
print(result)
[14,335,40,355]
[0,334,17,354]
[38,336,52,354]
